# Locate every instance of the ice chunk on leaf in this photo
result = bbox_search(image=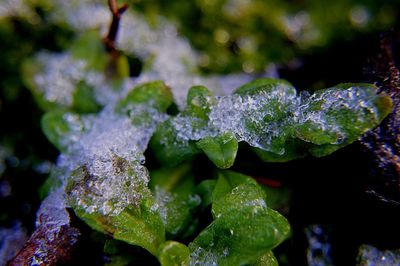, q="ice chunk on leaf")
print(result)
[66,158,150,216]
[295,83,393,157]
[150,165,201,238]
[152,79,392,165]
[22,52,105,112]
[66,159,165,256]
[60,106,168,255]
[150,118,201,166]
[189,171,290,265]
[50,84,172,255]
[150,86,216,166]
[211,78,298,154]
[158,241,190,266]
